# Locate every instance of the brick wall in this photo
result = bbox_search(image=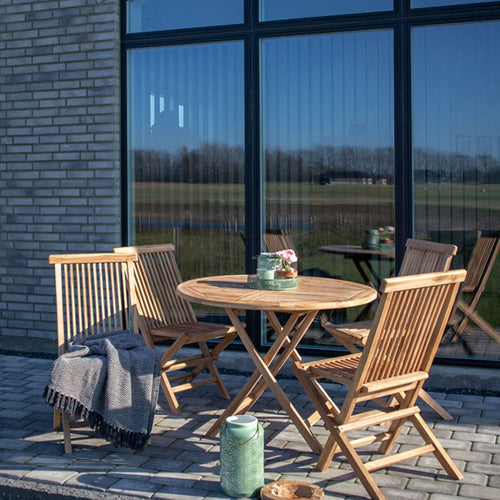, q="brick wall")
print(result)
[0,0,121,352]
